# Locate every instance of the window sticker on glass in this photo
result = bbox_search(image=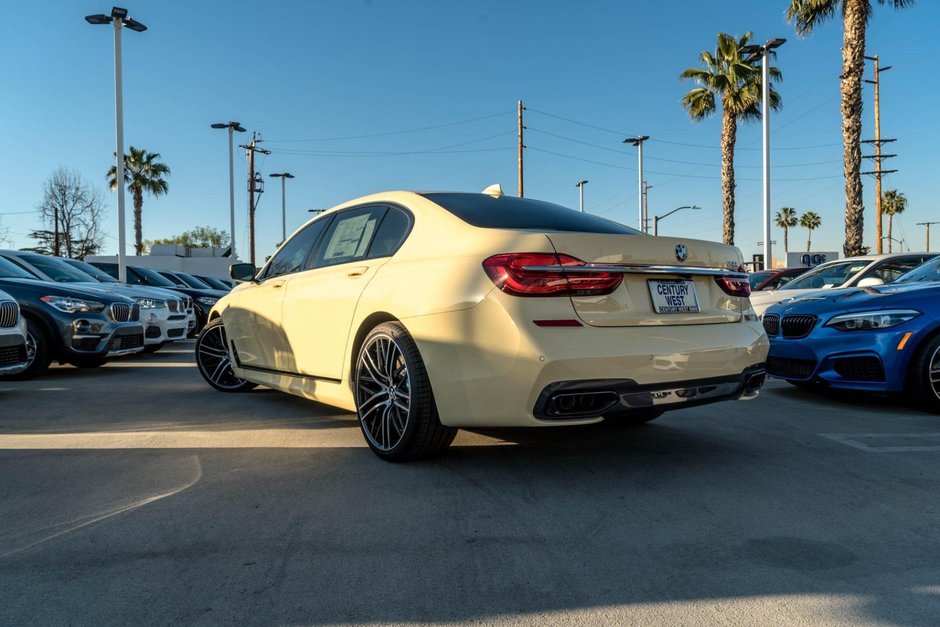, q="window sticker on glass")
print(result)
[324,214,376,260]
